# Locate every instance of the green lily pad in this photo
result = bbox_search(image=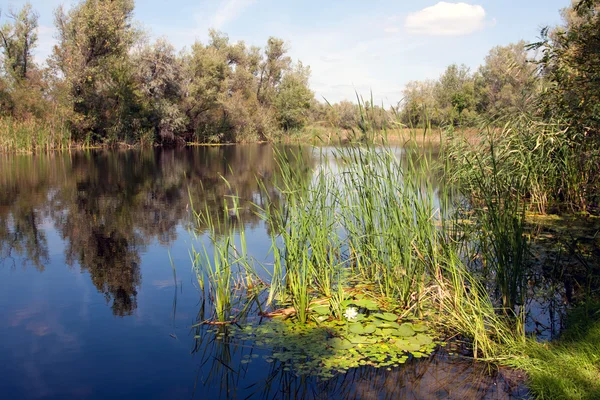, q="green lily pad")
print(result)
[412,333,433,346]
[362,324,377,334]
[411,323,428,332]
[349,323,365,334]
[396,323,416,337]
[394,339,421,352]
[378,321,401,329]
[354,298,379,310]
[374,312,398,322]
[328,337,356,350]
